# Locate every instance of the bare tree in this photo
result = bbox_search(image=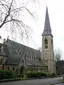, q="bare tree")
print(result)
[54,48,62,61]
[0,0,38,39]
